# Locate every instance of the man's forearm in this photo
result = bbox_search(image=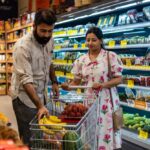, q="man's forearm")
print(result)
[23,83,43,109]
[49,63,57,84]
